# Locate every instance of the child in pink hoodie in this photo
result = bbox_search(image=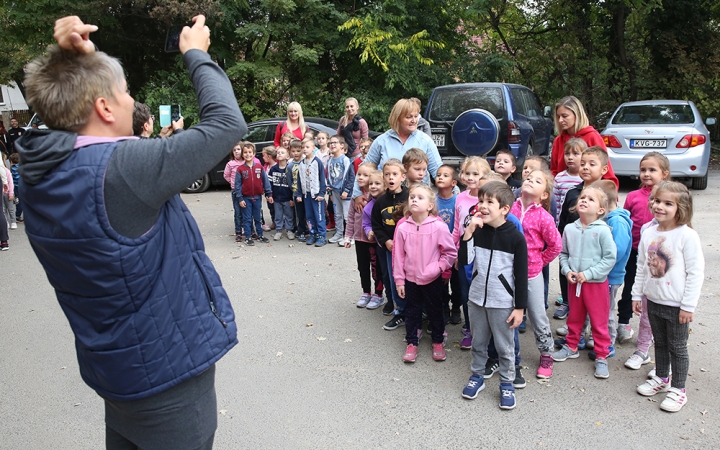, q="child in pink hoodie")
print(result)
[393,183,457,364]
